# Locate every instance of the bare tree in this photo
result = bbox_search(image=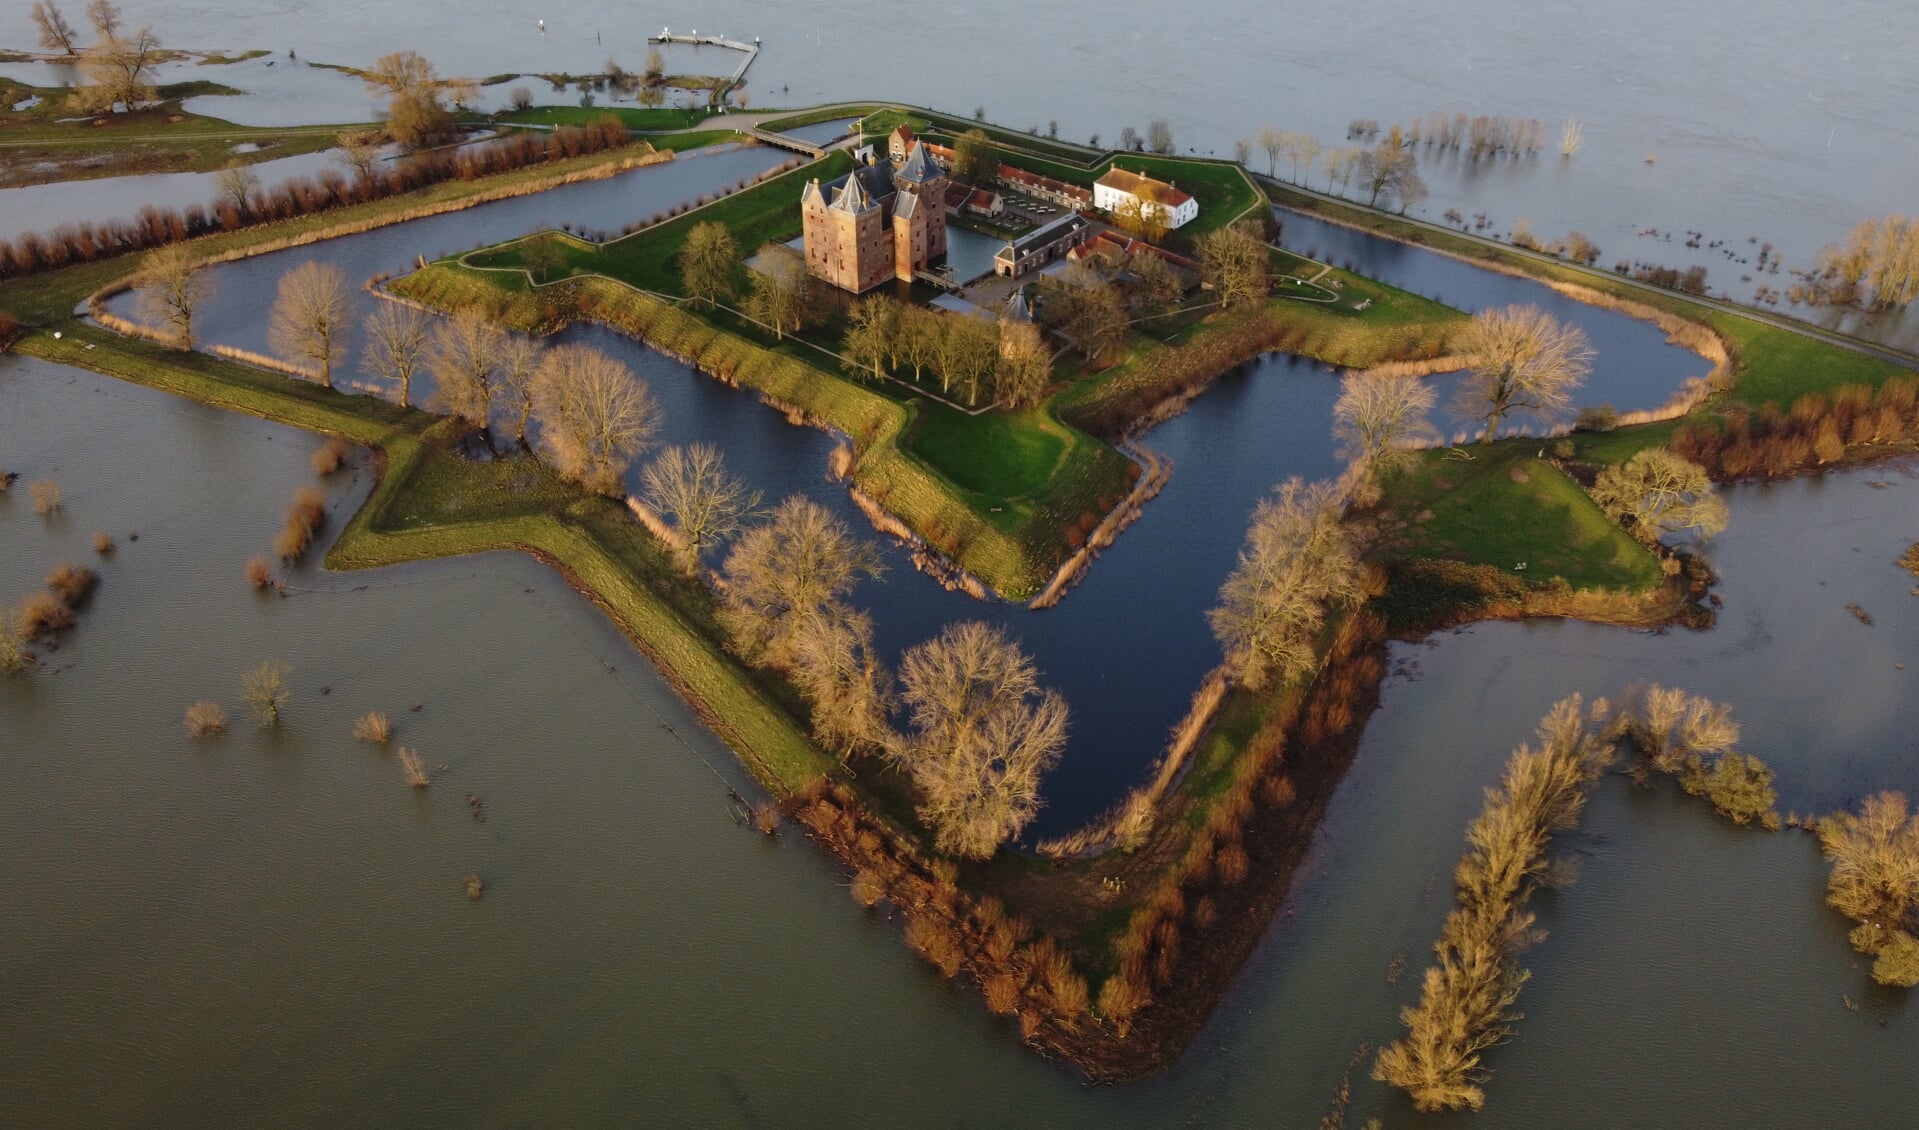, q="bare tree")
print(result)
[1812,216,1919,310]
[360,302,430,407]
[266,261,352,387]
[239,661,289,727]
[1233,138,1252,168]
[994,318,1052,408]
[1451,304,1593,442]
[335,128,383,180]
[1333,371,1438,501]
[78,22,161,112]
[790,607,895,758]
[1354,143,1423,210]
[83,0,119,38]
[949,129,994,184]
[494,334,544,445]
[425,306,507,429]
[1258,126,1285,177]
[530,343,660,494]
[892,621,1070,859]
[1209,478,1364,689]
[743,253,810,340]
[215,163,259,216]
[640,443,761,570]
[1589,450,1727,544]
[718,496,880,667]
[0,609,32,676]
[364,50,451,148]
[31,2,79,54]
[1129,251,1184,319]
[520,234,566,284]
[677,221,738,309]
[1118,125,1140,153]
[1146,119,1175,155]
[1041,266,1127,361]
[840,294,898,381]
[134,244,213,349]
[1197,221,1271,309]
